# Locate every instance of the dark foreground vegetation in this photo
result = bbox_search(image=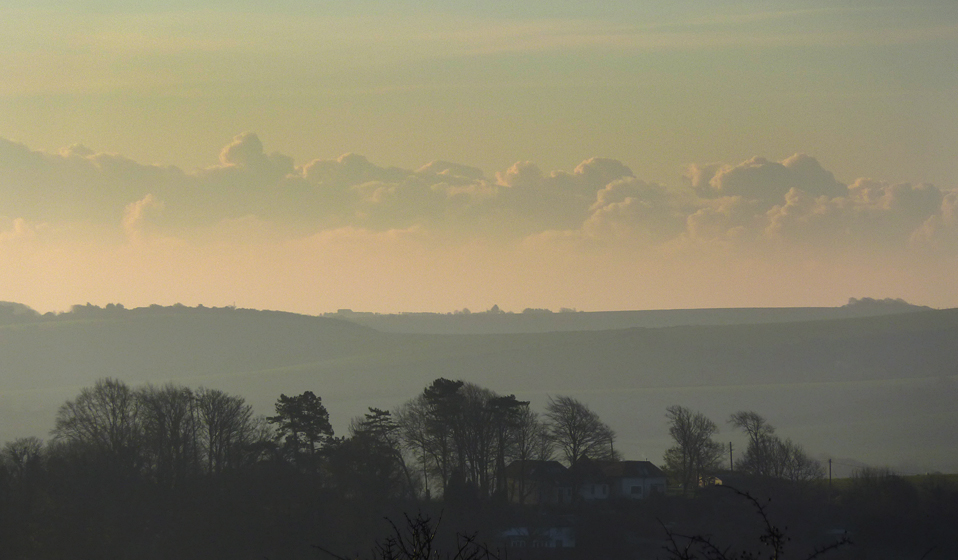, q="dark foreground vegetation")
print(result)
[0,378,955,559]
